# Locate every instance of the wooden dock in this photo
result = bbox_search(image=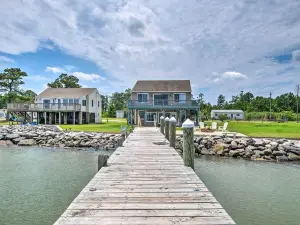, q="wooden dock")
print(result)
[54,127,235,225]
